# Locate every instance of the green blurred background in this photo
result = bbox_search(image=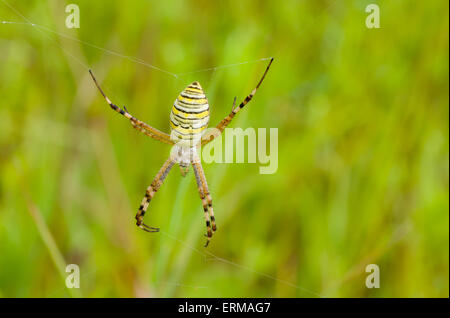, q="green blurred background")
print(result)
[0,0,448,297]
